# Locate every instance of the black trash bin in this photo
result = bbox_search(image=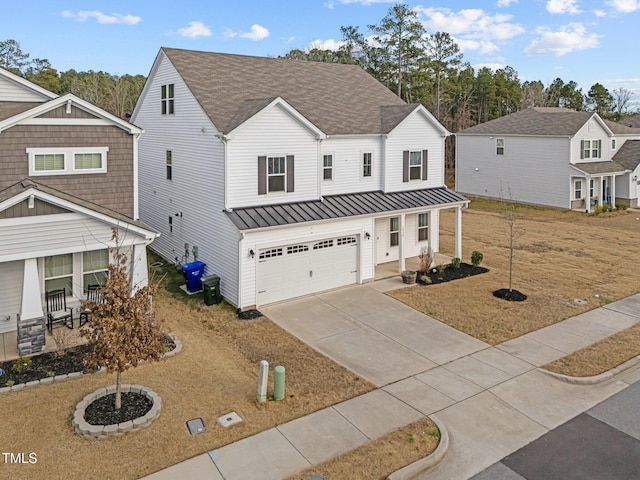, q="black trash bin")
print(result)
[202,275,221,305]
[181,261,206,293]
